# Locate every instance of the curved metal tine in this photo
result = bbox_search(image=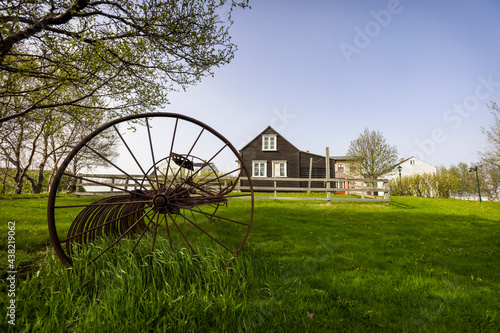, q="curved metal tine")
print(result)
[166,210,197,255]
[86,207,154,266]
[163,212,173,251]
[84,144,148,192]
[130,210,158,255]
[148,212,161,265]
[173,203,249,226]
[62,173,146,197]
[55,200,150,209]
[165,127,205,194]
[145,118,160,189]
[59,205,148,245]
[176,210,235,255]
[113,125,156,191]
